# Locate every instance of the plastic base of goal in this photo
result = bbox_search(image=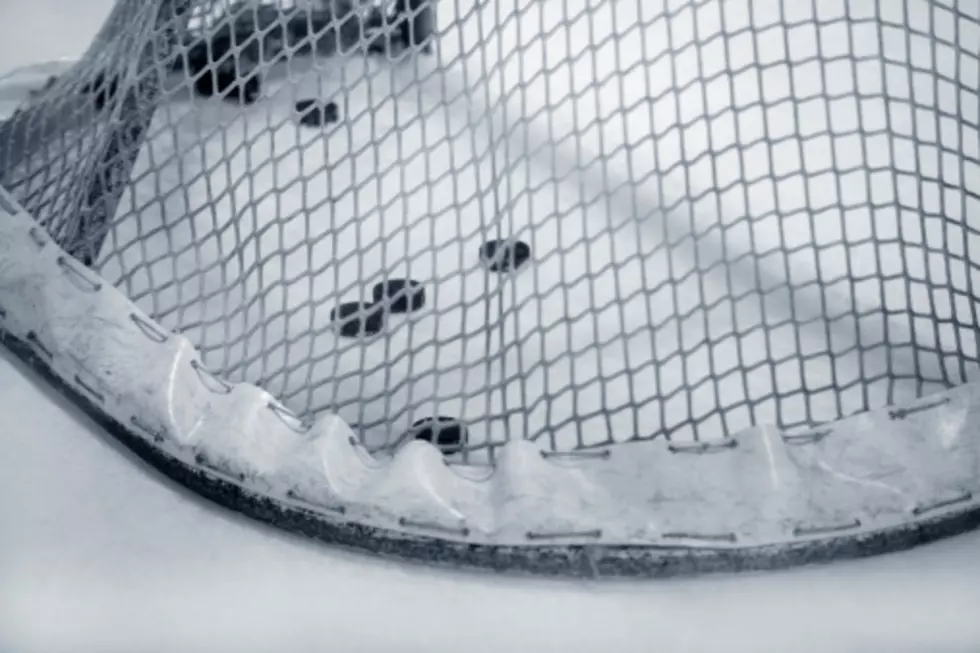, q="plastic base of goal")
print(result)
[3,186,979,578]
